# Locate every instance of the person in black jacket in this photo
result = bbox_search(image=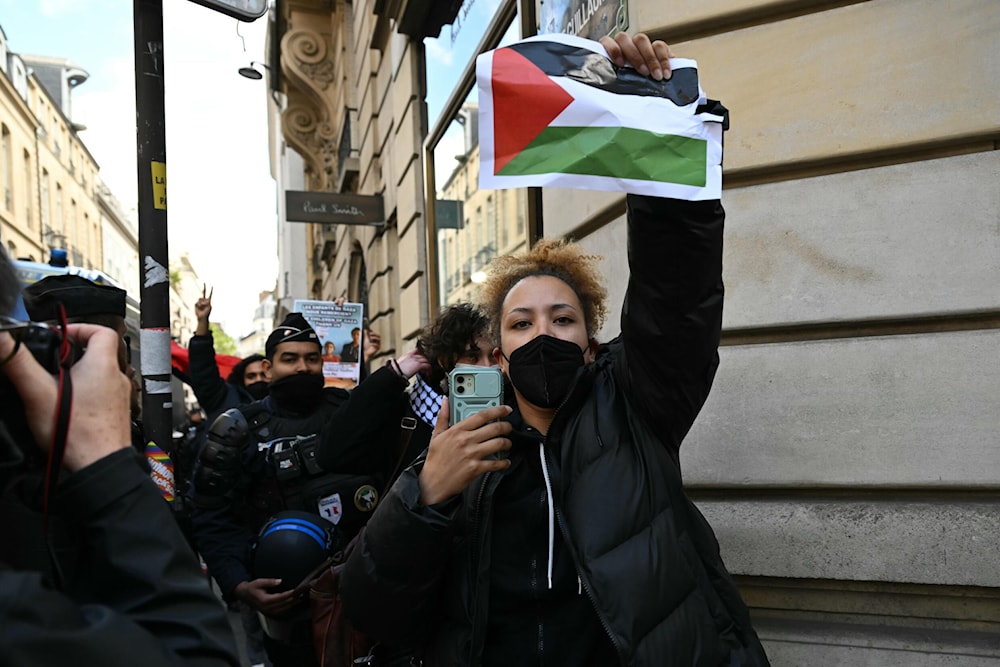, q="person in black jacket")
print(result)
[189,285,270,425]
[339,327,361,362]
[0,249,239,666]
[190,312,427,667]
[340,32,769,666]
